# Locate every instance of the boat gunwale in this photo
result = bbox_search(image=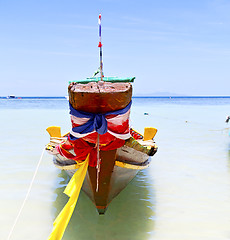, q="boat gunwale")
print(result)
[53,154,153,171]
